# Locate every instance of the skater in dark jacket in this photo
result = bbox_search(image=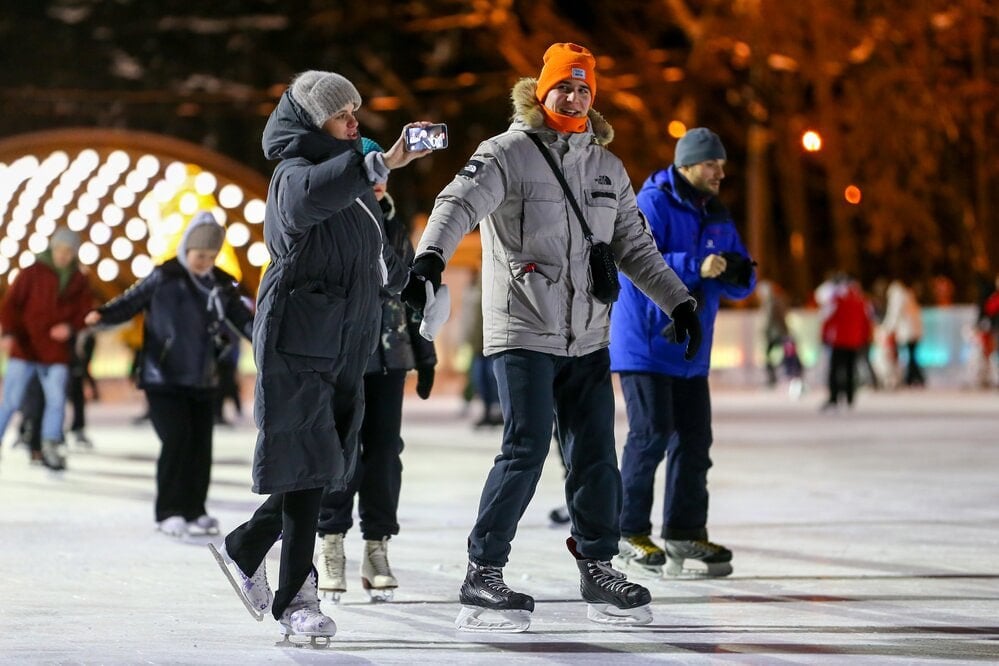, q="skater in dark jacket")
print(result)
[86,212,253,537]
[209,70,431,645]
[316,138,438,603]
